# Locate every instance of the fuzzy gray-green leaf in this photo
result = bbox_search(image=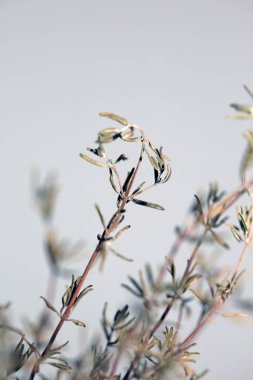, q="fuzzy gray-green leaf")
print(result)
[115,225,131,239]
[132,198,165,211]
[67,318,86,328]
[99,112,128,126]
[80,153,108,168]
[109,169,119,194]
[231,226,243,242]
[95,203,106,229]
[40,296,60,317]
